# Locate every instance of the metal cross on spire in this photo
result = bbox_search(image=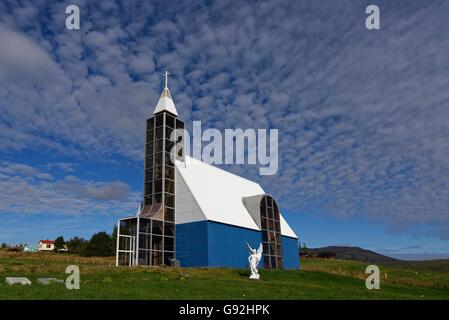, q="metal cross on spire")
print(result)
[163,69,170,89]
